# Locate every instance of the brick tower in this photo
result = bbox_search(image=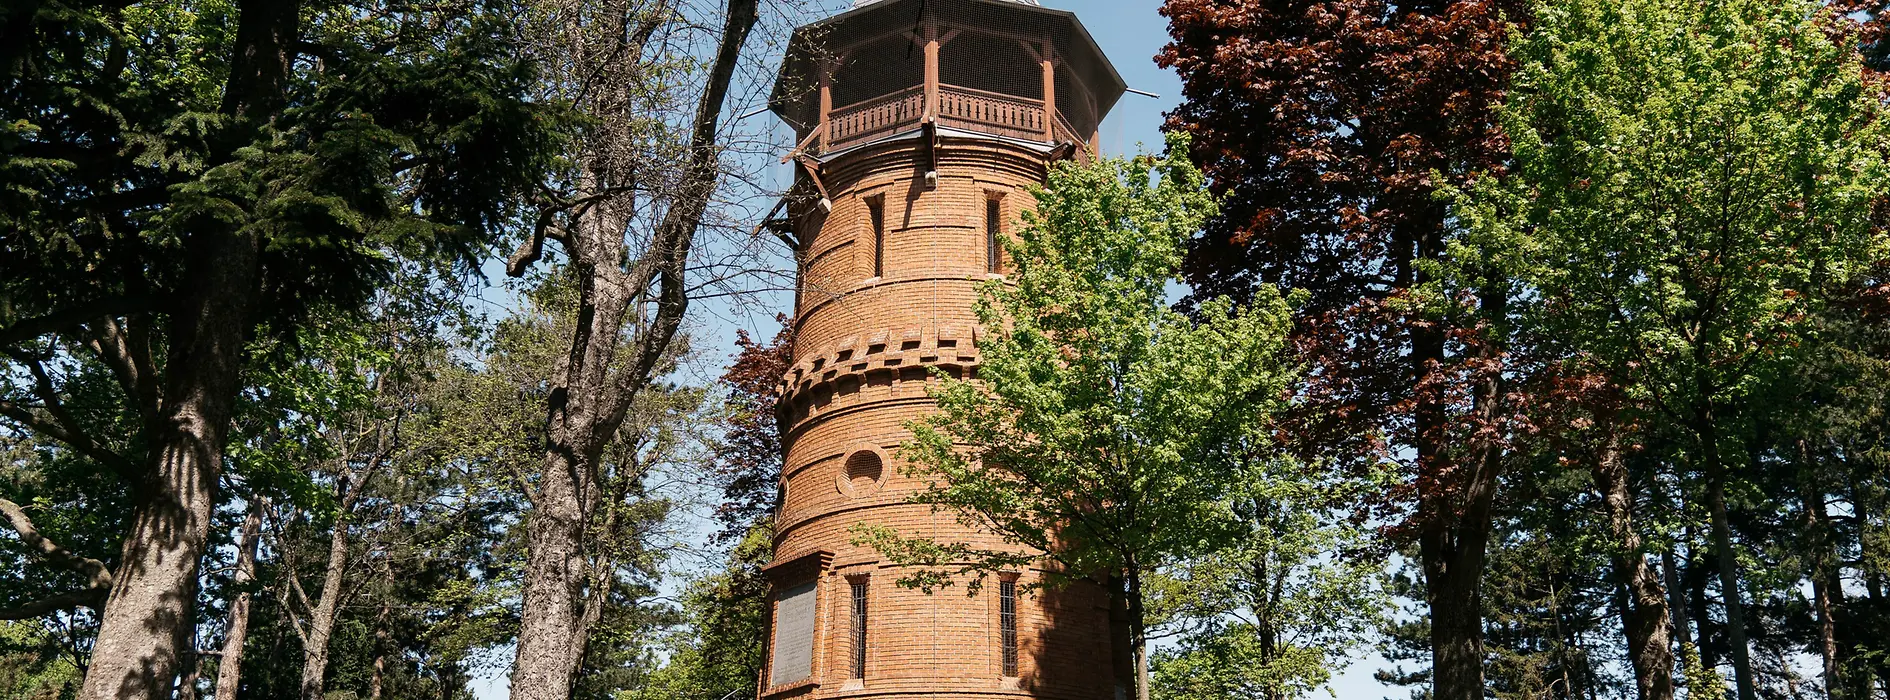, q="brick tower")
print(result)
[761,2,1126,700]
